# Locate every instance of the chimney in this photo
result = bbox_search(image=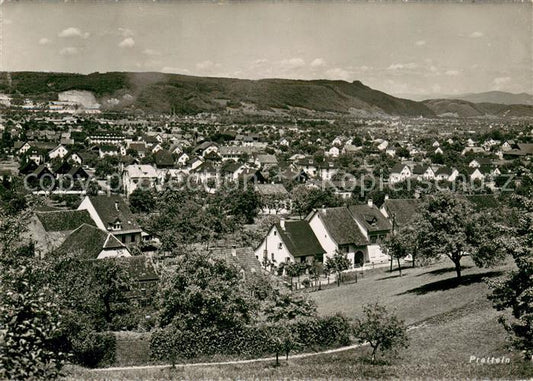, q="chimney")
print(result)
[367,199,373,207]
[280,219,286,230]
[115,201,119,211]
